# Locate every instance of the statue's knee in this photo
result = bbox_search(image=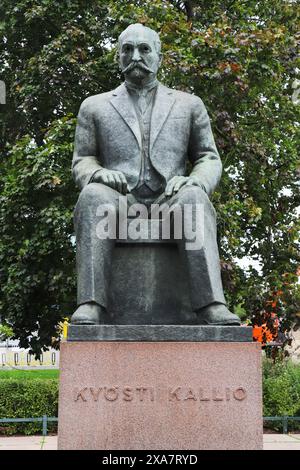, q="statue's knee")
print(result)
[177,185,207,204]
[176,186,216,218]
[78,183,114,205]
[74,184,119,223]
